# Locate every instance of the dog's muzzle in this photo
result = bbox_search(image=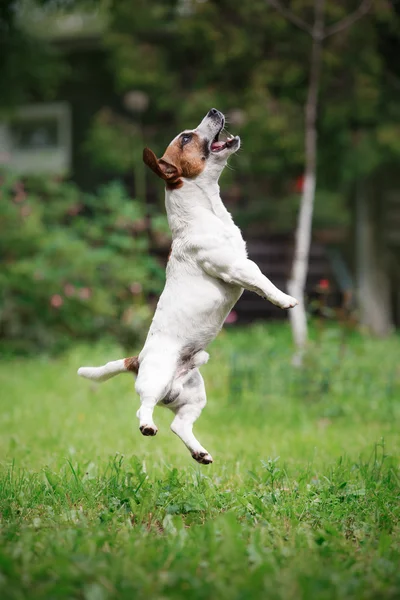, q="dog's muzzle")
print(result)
[207,108,224,123]
[196,109,240,154]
